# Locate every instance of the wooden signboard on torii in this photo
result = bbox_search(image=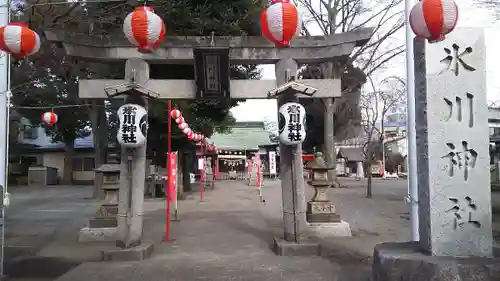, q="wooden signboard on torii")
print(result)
[44,21,371,254]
